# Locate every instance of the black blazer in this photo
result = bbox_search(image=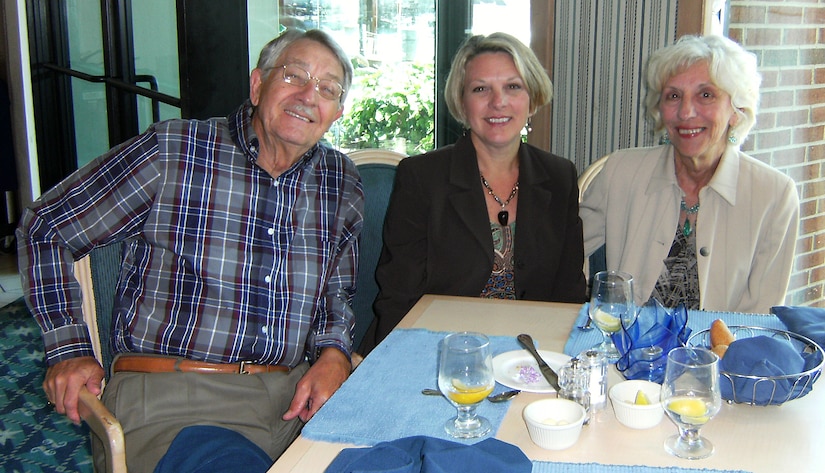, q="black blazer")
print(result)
[362,135,586,352]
